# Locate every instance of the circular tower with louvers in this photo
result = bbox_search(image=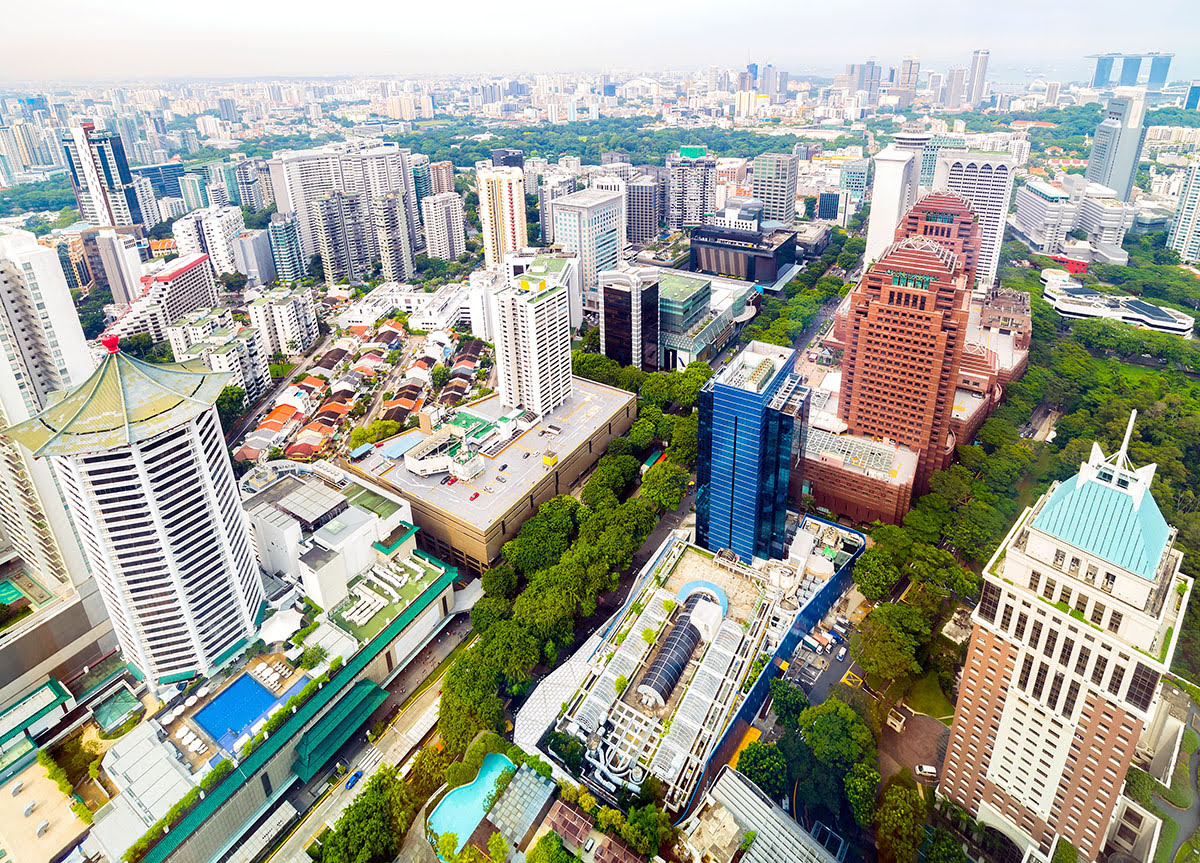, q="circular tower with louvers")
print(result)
[2,335,264,688]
